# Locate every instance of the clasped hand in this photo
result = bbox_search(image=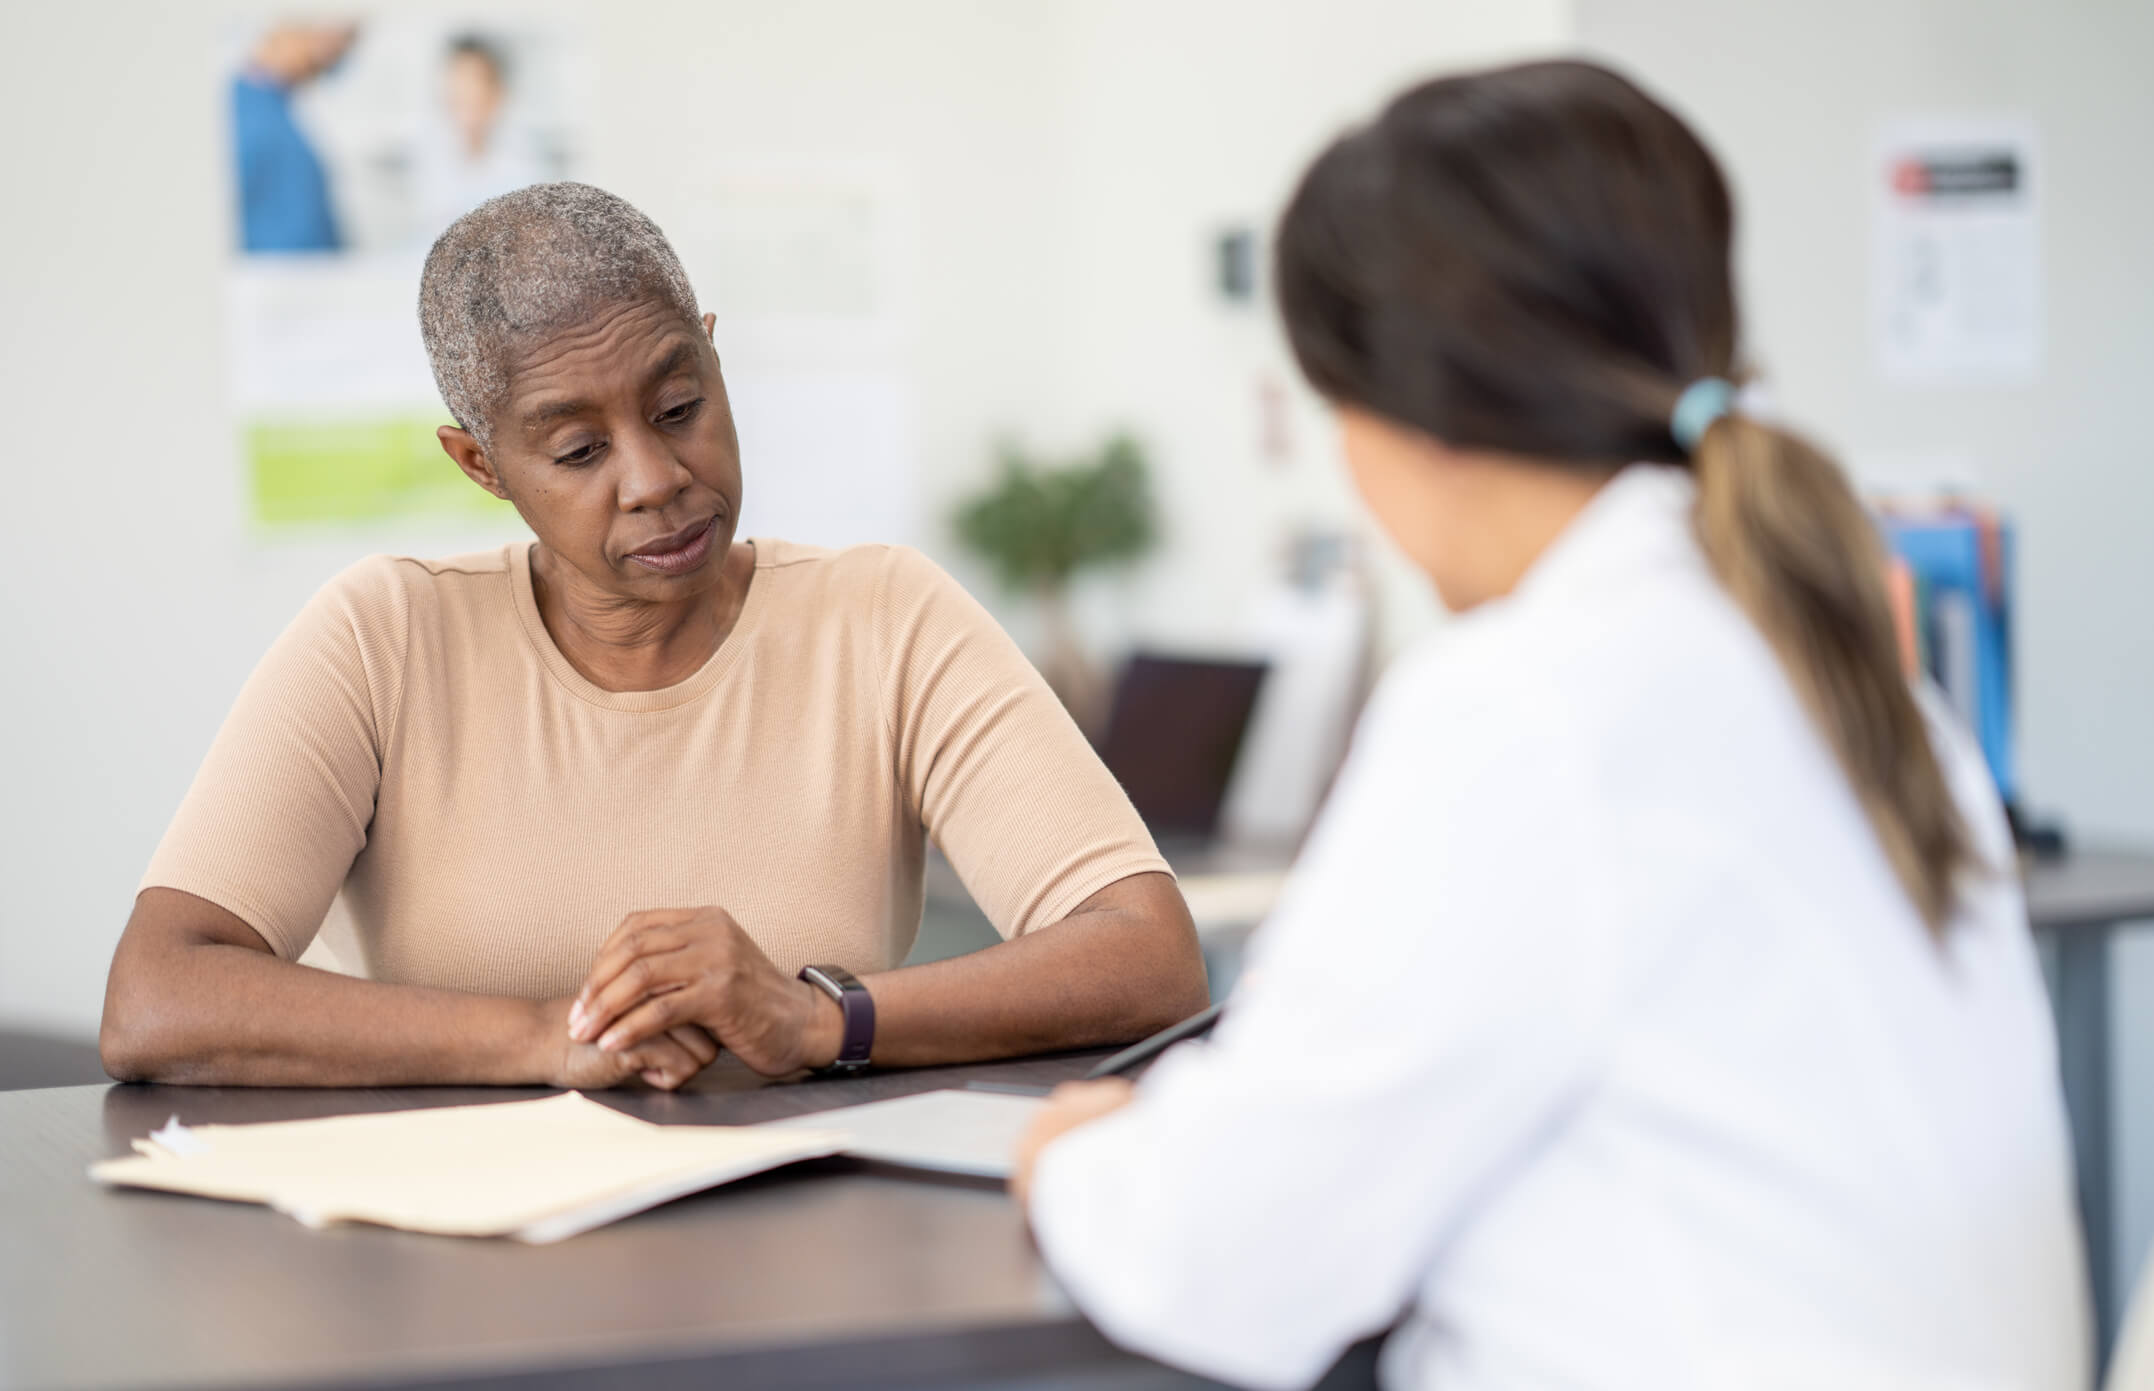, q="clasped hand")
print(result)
[543,907,839,1091]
